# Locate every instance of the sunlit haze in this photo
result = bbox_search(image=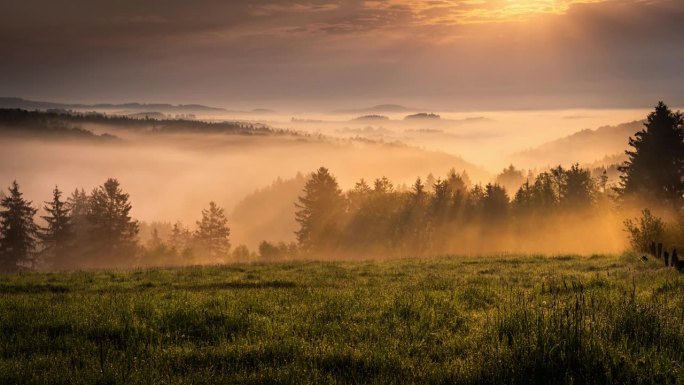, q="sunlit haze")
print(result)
[0,0,682,256]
